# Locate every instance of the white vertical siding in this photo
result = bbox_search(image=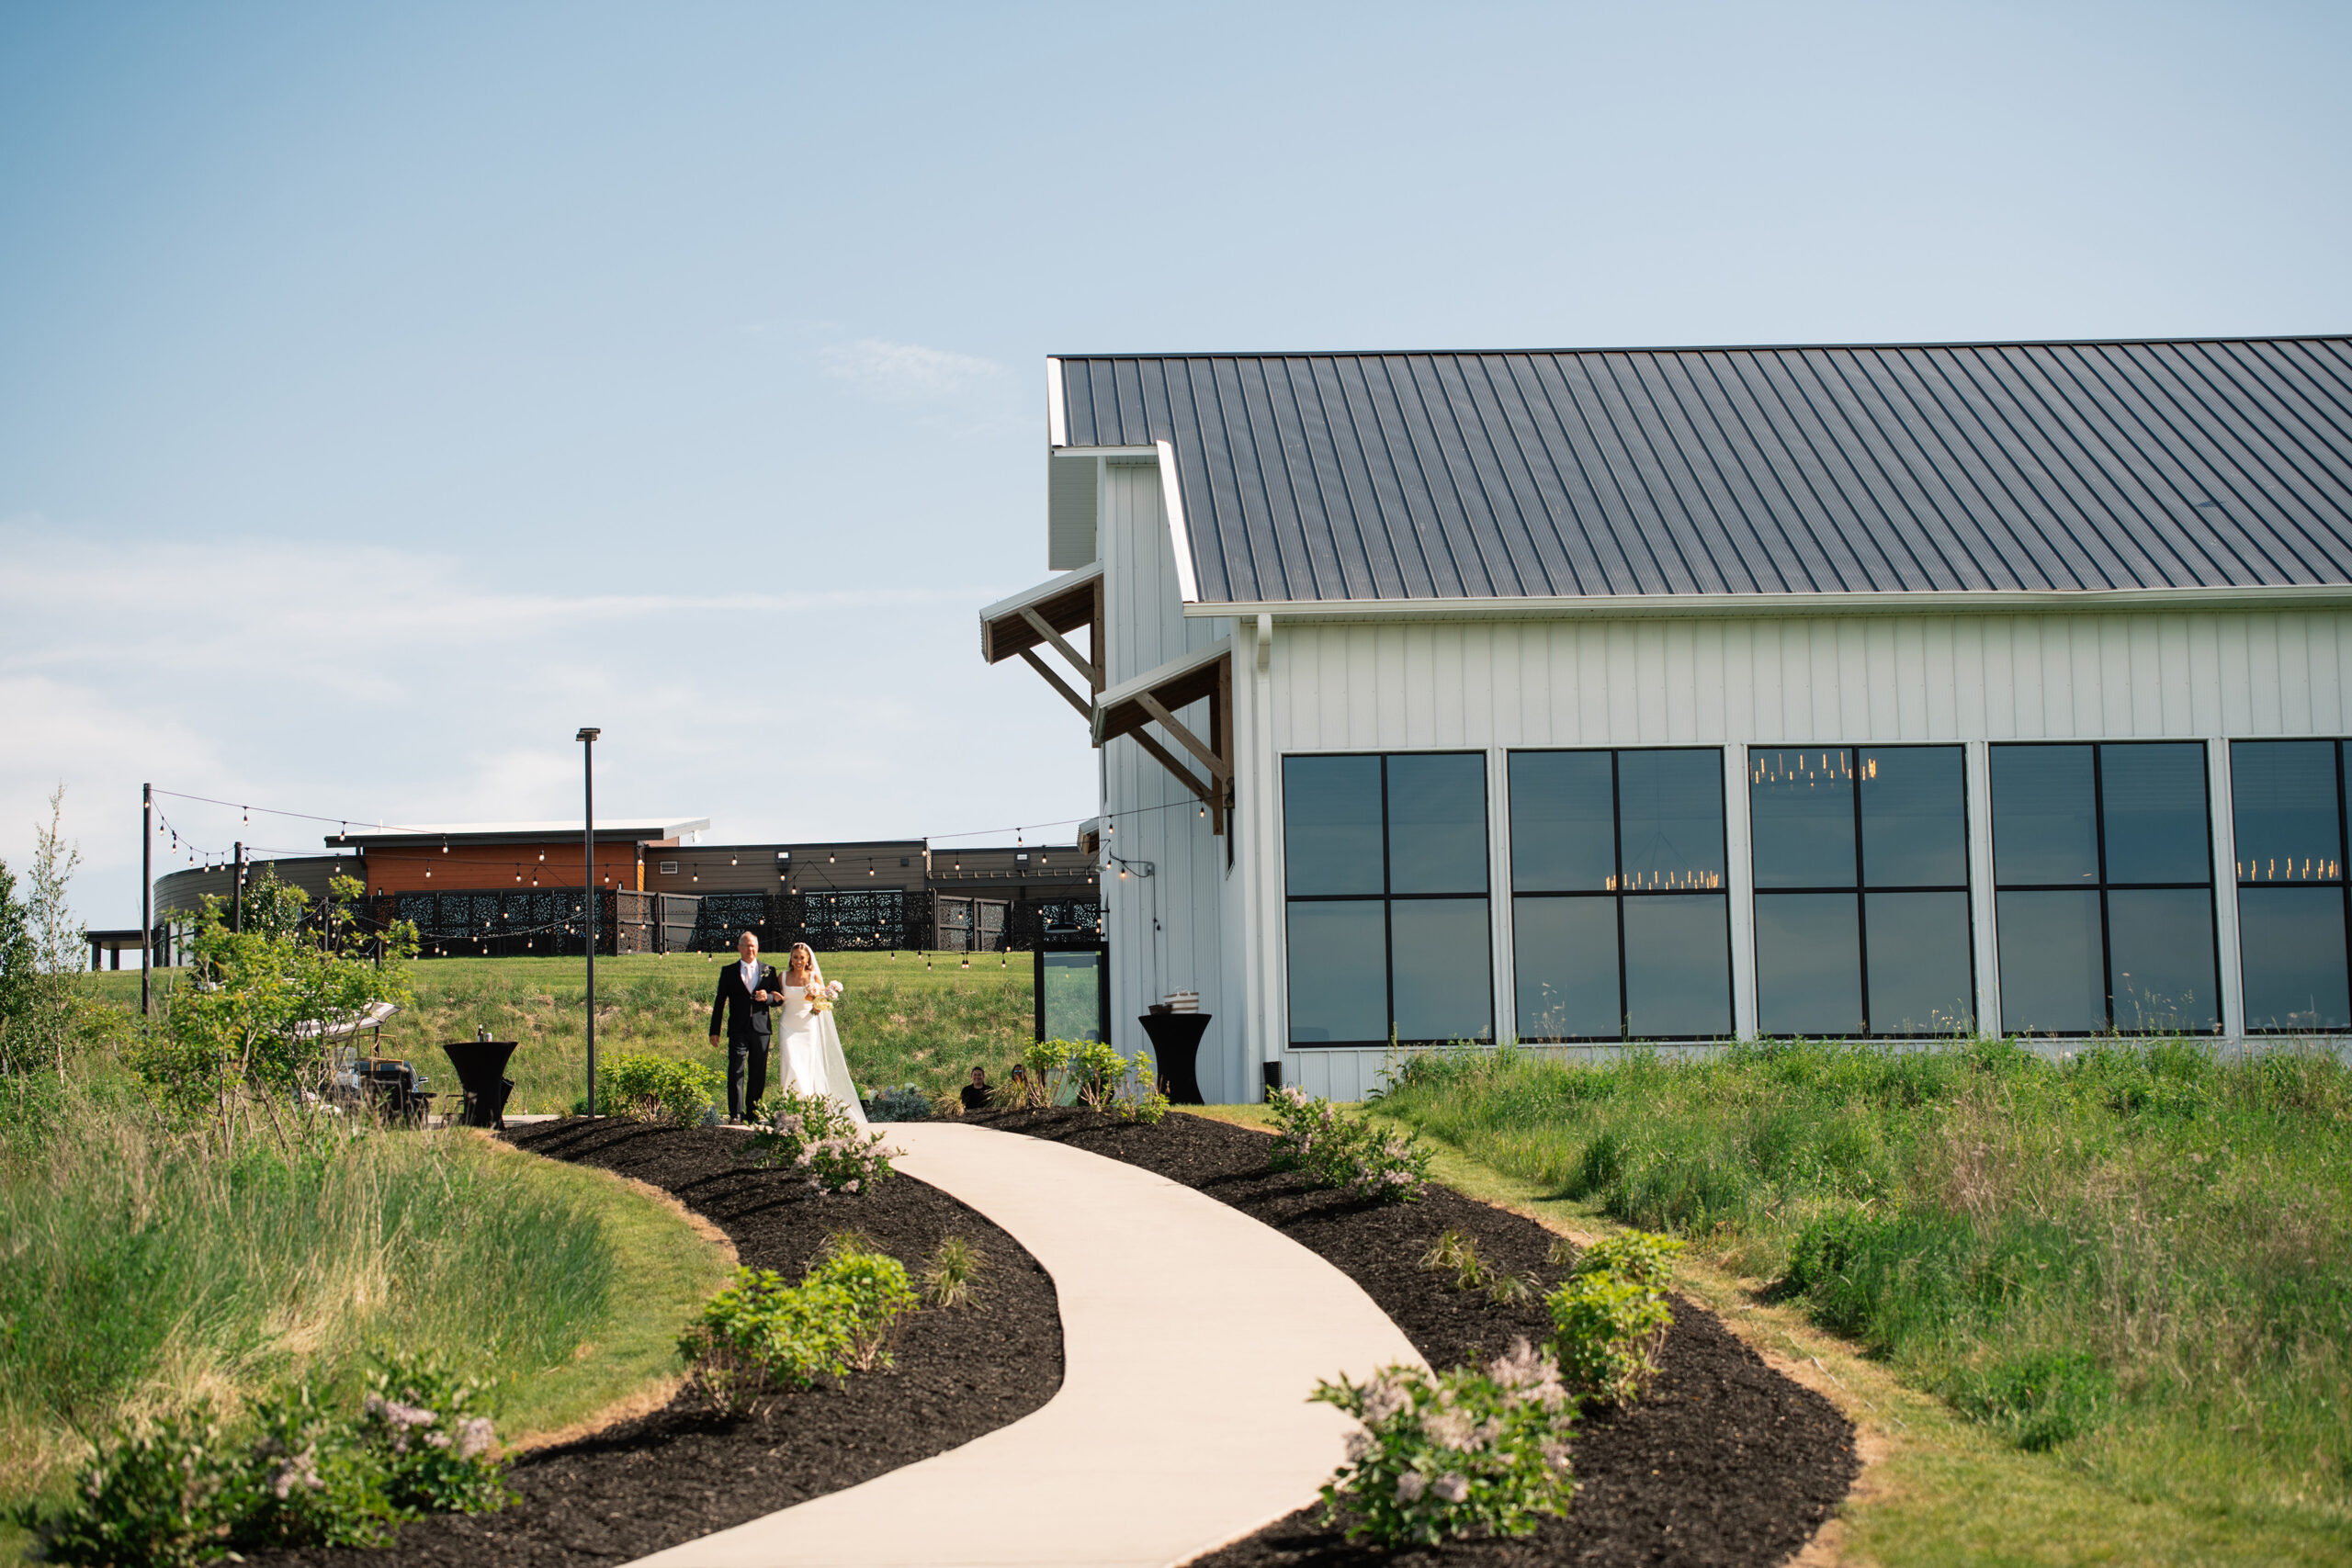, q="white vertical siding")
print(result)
[1095,463,1232,1098]
[1237,607,2352,1098]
